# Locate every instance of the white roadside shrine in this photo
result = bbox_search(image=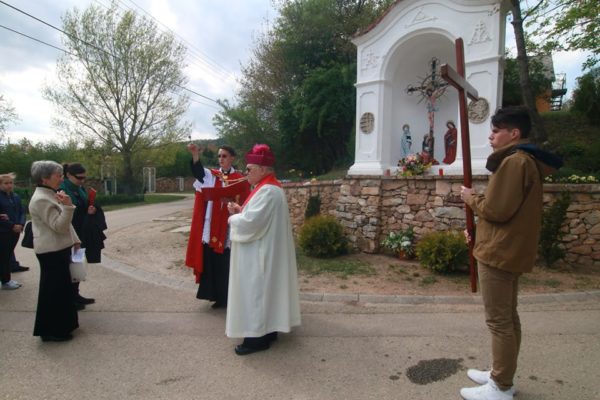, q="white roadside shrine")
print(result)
[349,0,509,176]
